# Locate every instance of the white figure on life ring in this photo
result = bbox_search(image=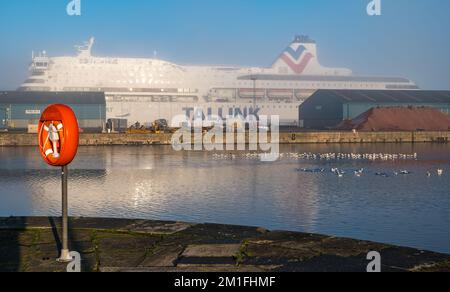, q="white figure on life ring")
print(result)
[42,122,64,159]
